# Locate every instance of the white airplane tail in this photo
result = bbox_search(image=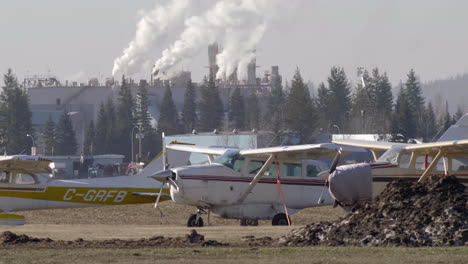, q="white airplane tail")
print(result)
[135,145,192,179]
[437,113,468,142]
